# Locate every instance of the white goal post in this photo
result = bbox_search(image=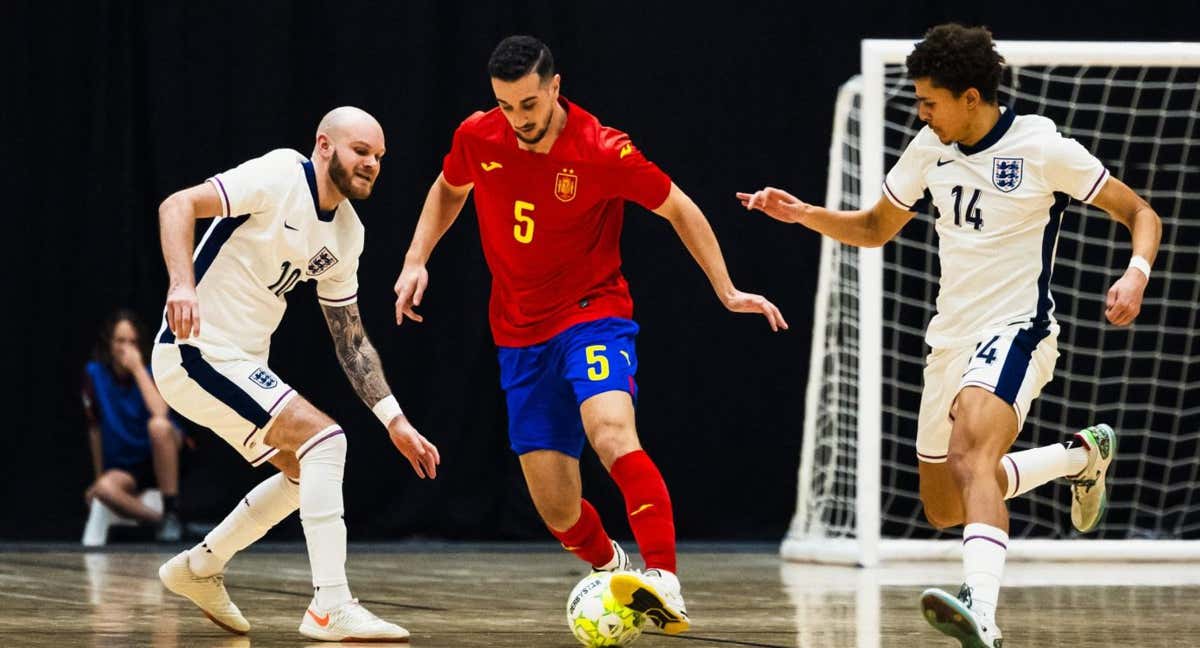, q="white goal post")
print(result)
[785,39,1200,566]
